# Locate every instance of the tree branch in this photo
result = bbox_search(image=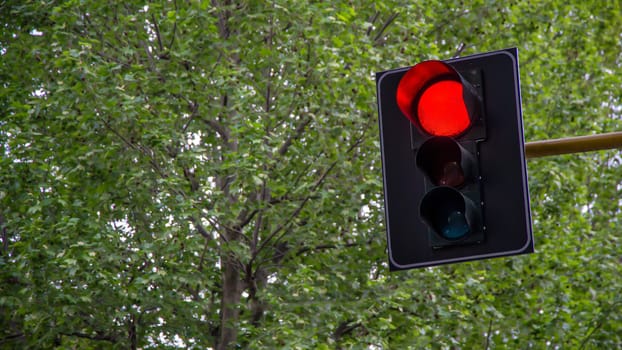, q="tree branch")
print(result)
[255,235,374,268]
[277,116,312,157]
[252,157,338,262]
[373,12,399,45]
[333,320,362,341]
[237,208,259,229]
[0,333,25,344]
[366,11,380,36]
[453,42,466,58]
[188,216,213,240]
[151,13,164,52]
[579,299,622,349]
[484,317,493,350]
[197,239,211,272]
[253,116,371,262]
[251,184,267,255]
[211,0,233,40]
[59,331,118,343]
[0,212,8,256]
[167,0,178,51]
